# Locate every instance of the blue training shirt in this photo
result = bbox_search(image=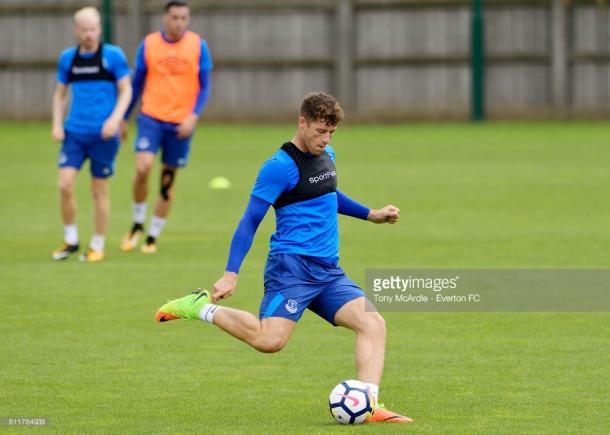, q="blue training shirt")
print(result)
[57,44,130,135]
[251,145,339,264]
